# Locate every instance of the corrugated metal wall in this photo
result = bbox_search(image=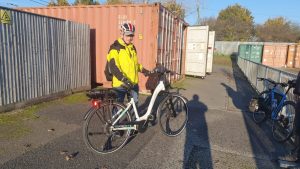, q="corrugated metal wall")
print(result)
[157,6,186,83]
[0,7,90,108]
